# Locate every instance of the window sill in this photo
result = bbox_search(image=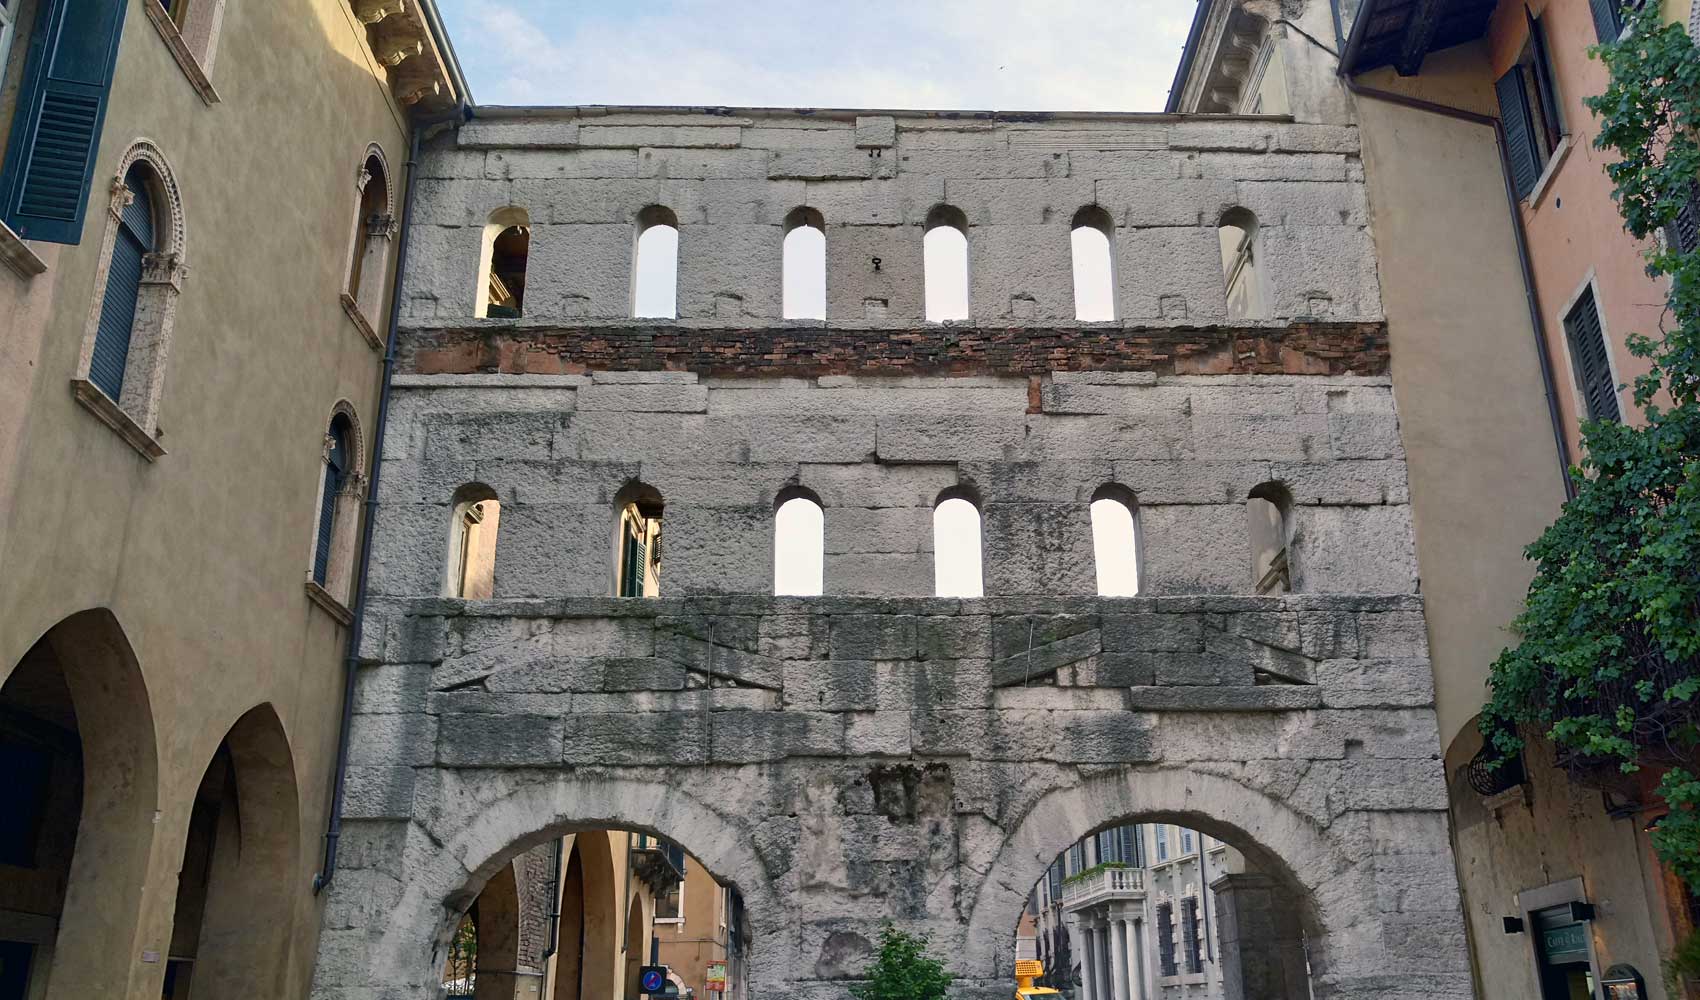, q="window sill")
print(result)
[71,379,166,460]
[0,220,46,278]
[305,579,354,626]
[1525,135,1572,211]
[142,0,220,106]
[340,292,384,350]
